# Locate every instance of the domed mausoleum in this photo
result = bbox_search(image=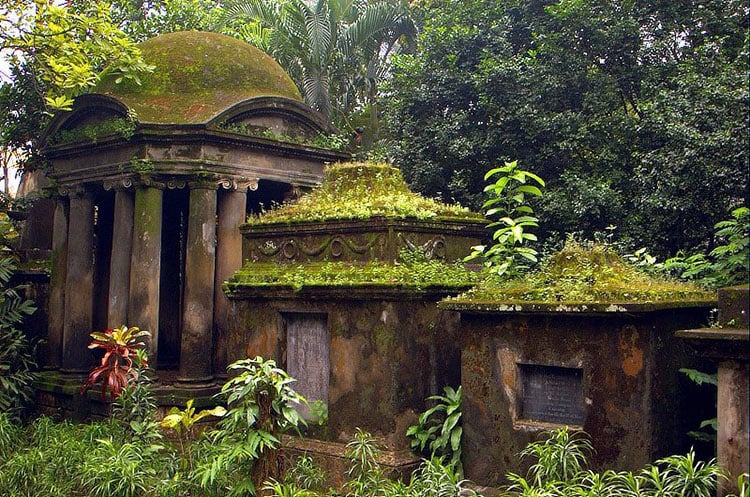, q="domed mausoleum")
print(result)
[39,31,348,412]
